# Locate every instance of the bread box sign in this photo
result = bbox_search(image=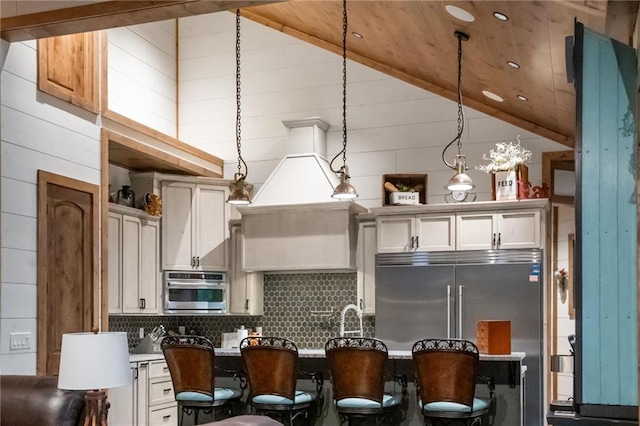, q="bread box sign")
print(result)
[390,191,419,205]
